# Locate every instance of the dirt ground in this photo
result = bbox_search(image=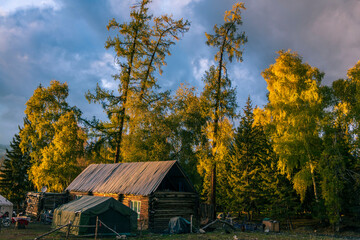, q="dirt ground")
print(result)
[1,221,360,240]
